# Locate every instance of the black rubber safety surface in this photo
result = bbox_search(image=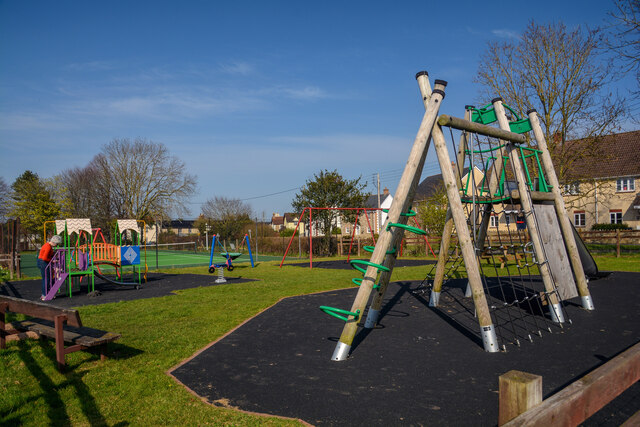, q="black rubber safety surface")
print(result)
[170,272,640,426]
[0,273,256,308]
